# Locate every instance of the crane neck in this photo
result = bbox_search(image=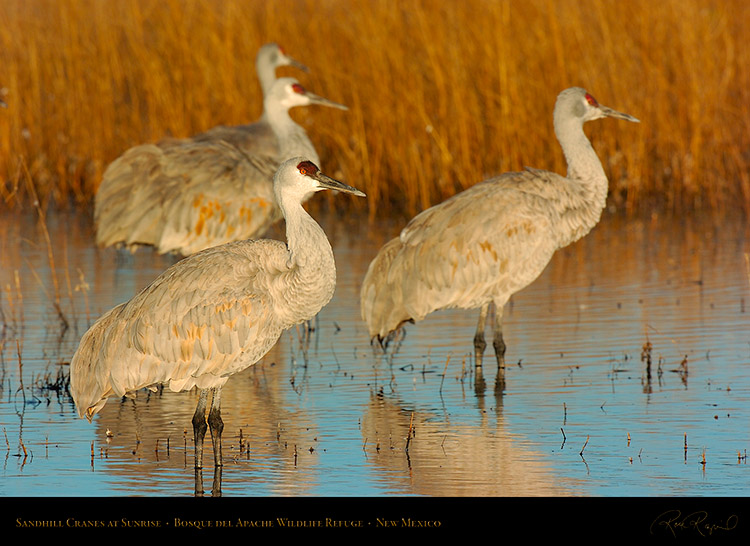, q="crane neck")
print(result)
[282,199,333,266]
[266,106,319,164]
[275,196,337,322]
[555,117,608,187]
[553,116,610,246]
[256,59,276,98]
